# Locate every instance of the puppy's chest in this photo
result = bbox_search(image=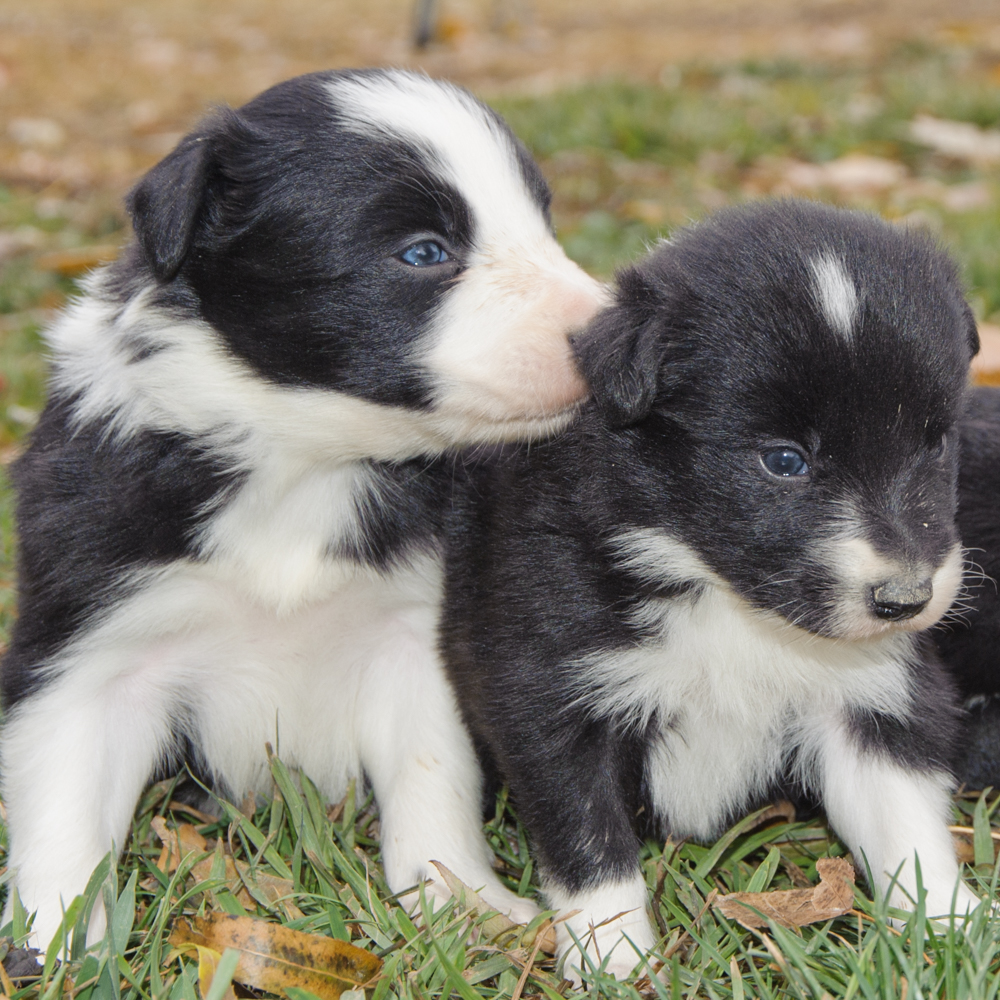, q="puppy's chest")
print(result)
[580,587,913,839]
[194,459,441,611]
